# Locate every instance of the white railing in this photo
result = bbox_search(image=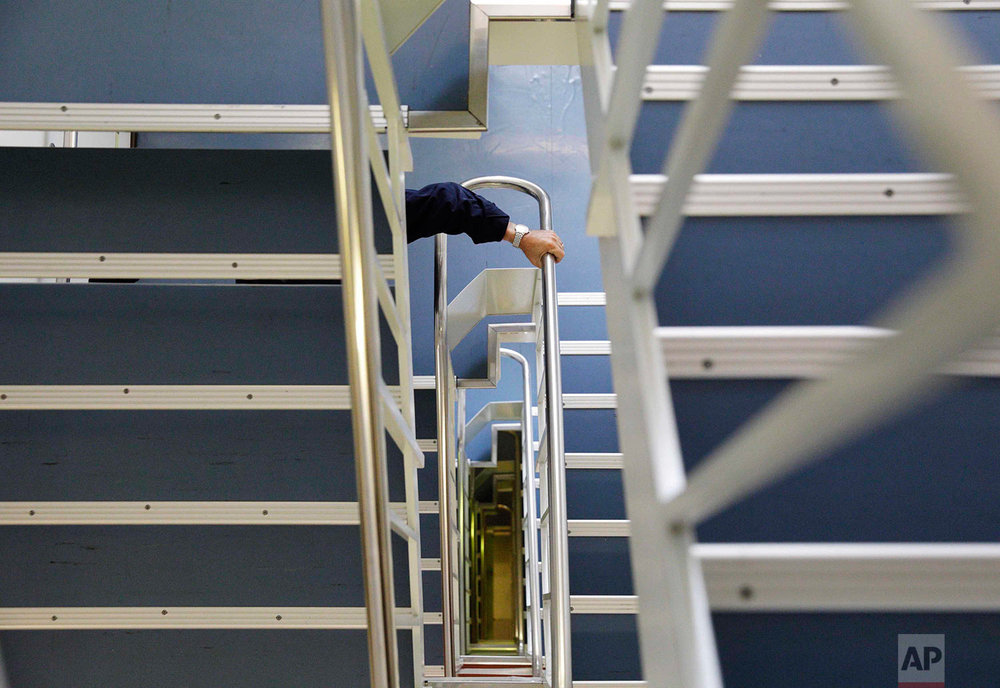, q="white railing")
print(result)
[575,0,1000,686]
[434,177,570,686]
[321,1,425,687]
